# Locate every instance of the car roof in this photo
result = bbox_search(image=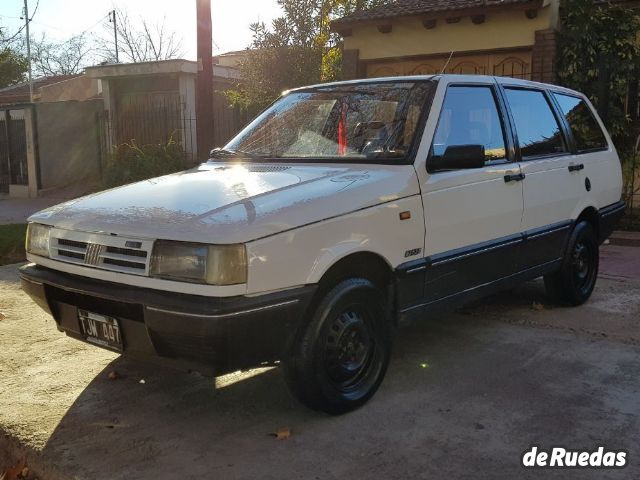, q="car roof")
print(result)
[288,74,584,98]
